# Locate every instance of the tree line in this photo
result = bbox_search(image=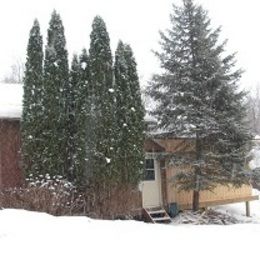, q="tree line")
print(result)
[22,0,253,212]
[22,11,145,189]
